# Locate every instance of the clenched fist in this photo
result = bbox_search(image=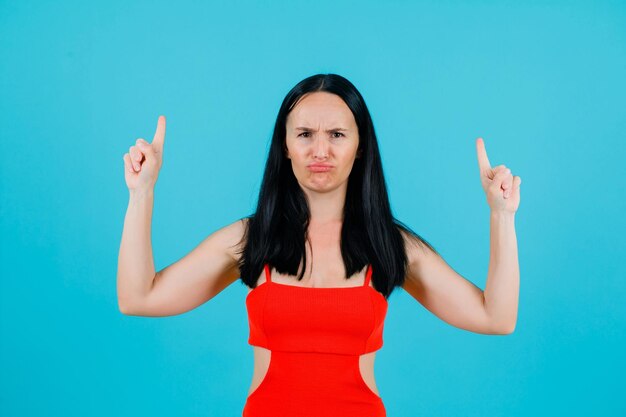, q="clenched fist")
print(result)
[123,115,166,192]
